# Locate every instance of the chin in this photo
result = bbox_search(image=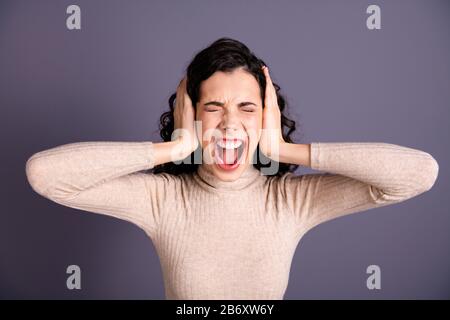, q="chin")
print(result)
[211,162,248,181]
